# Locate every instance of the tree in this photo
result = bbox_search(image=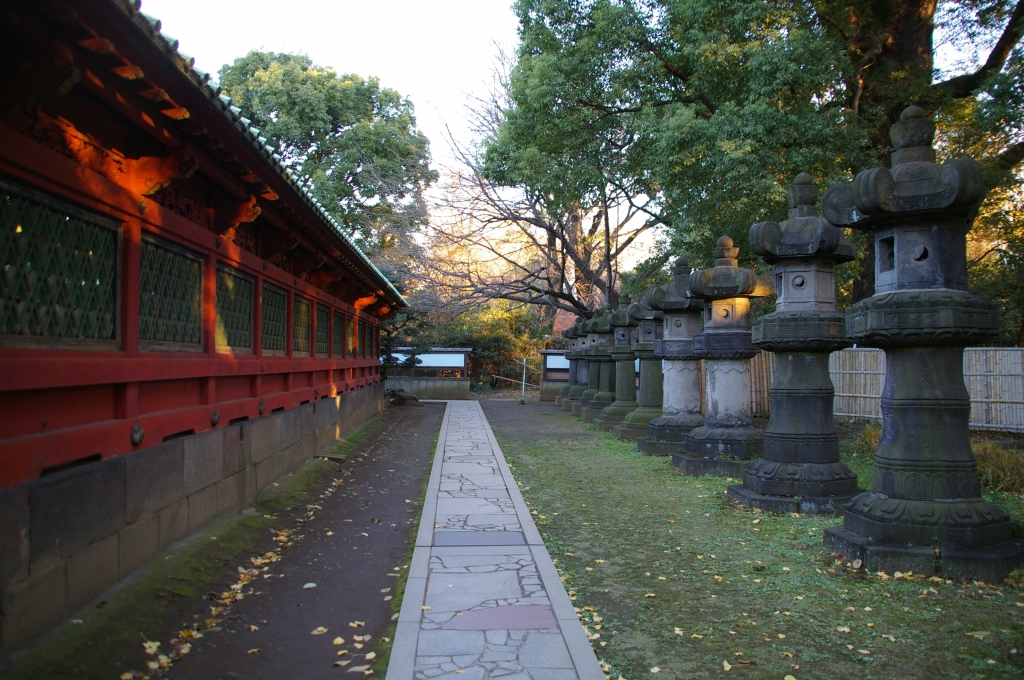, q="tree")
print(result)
[502,0,1024,307]
[218,52,437,262]
[423,50,665,317]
